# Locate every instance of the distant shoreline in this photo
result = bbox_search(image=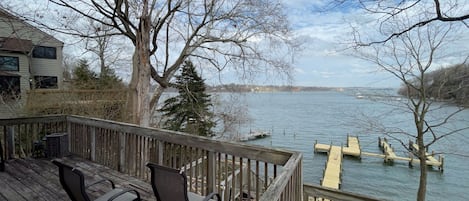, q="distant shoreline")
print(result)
[159,84,395,93]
